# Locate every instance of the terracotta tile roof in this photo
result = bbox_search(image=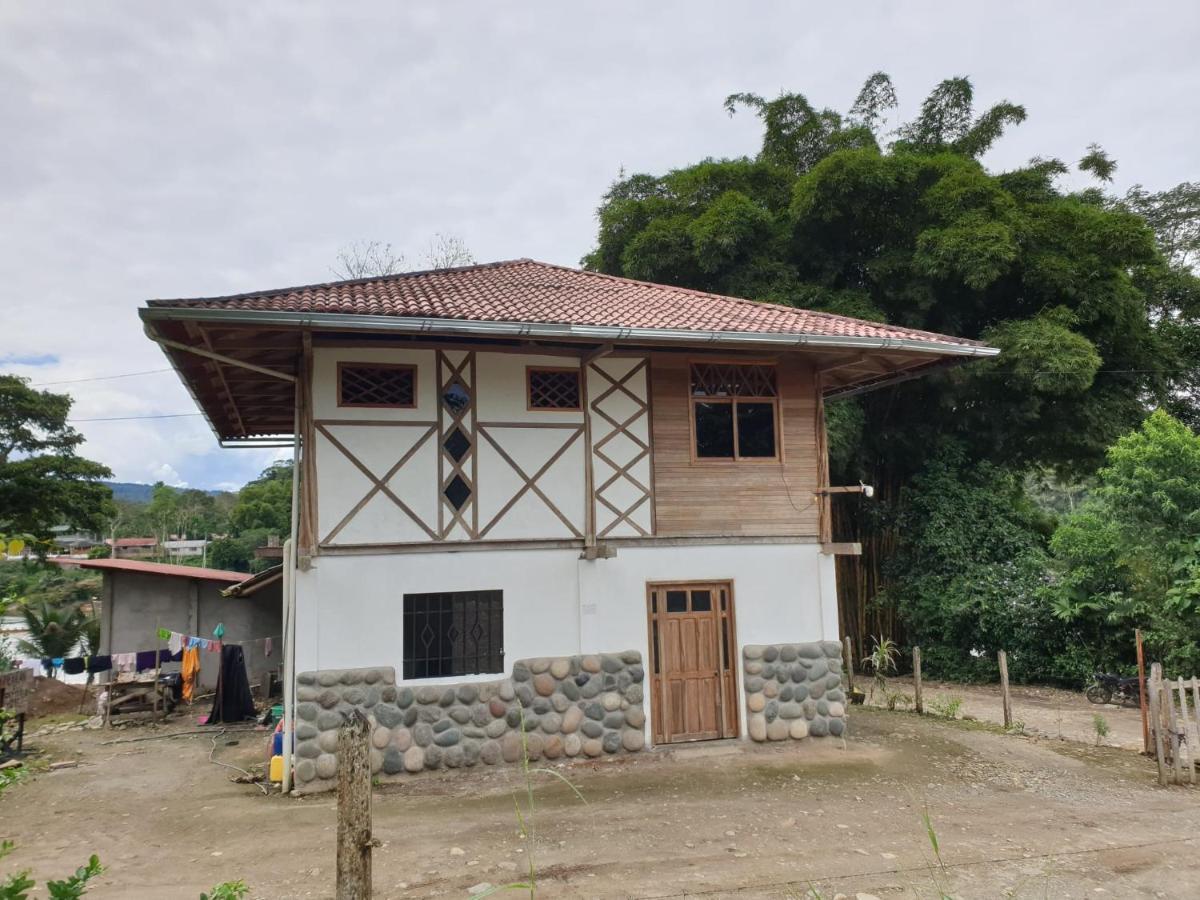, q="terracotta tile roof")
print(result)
[149,259,982,349]
[56,557,250,584]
